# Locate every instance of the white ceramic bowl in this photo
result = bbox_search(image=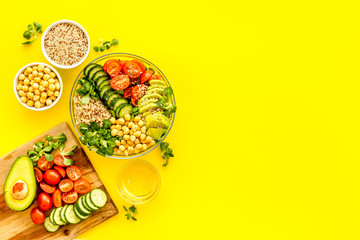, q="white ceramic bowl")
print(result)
[14,62,63,111]
[41,20,90,69]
